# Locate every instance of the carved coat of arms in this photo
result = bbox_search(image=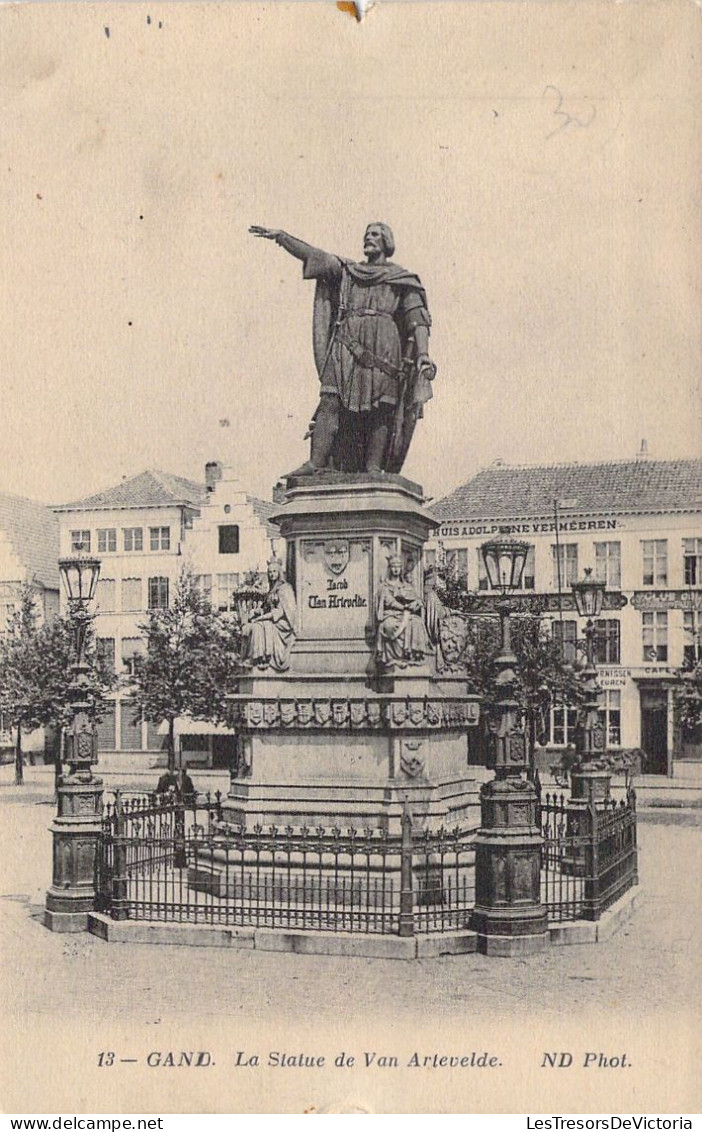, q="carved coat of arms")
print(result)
[323,540,350,576]
[408,701,425,726]
[280,701,296,726]
[247,701,263,727]
[426,701,442,726]
[263,702,278,726]
[400,744,425,777]
[391,702,408,726]
[332,700,349,727]
[297,701,313,726]
[314,700,331,726]
[350,701,366,727]
[366,702,382,726]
